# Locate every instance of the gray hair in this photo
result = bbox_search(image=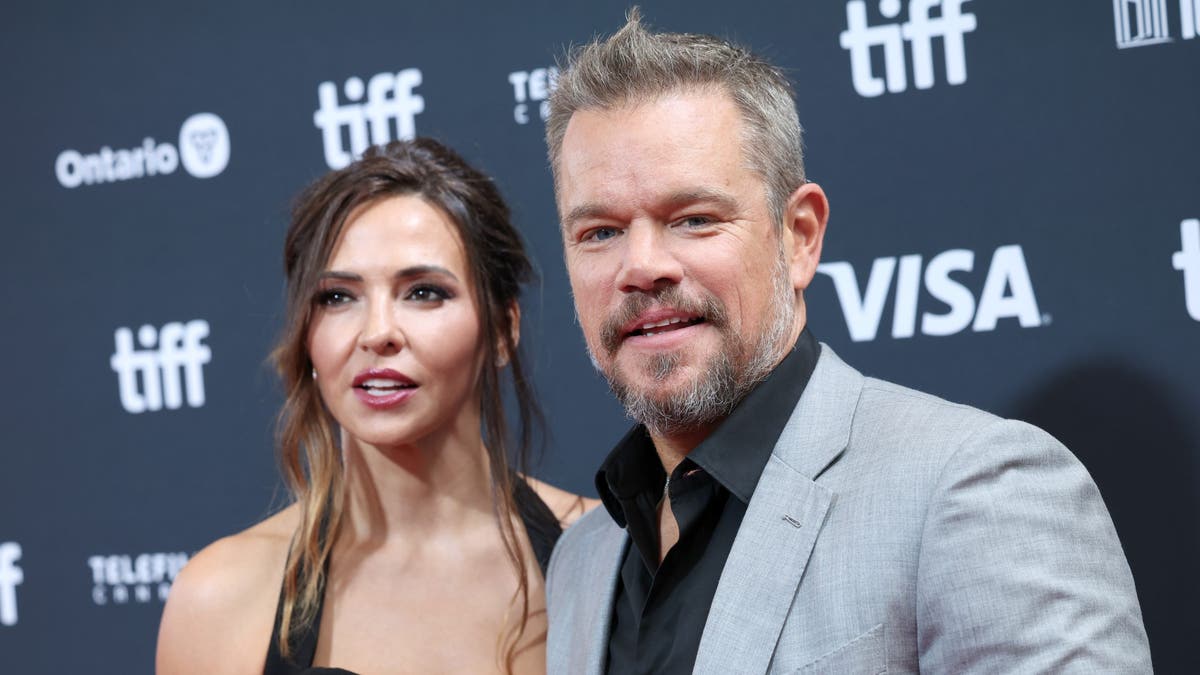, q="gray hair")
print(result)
[545,7,806,227]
